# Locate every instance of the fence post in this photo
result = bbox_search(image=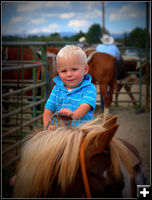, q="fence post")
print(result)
[40,45,48,112]
[32,48,37,127]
